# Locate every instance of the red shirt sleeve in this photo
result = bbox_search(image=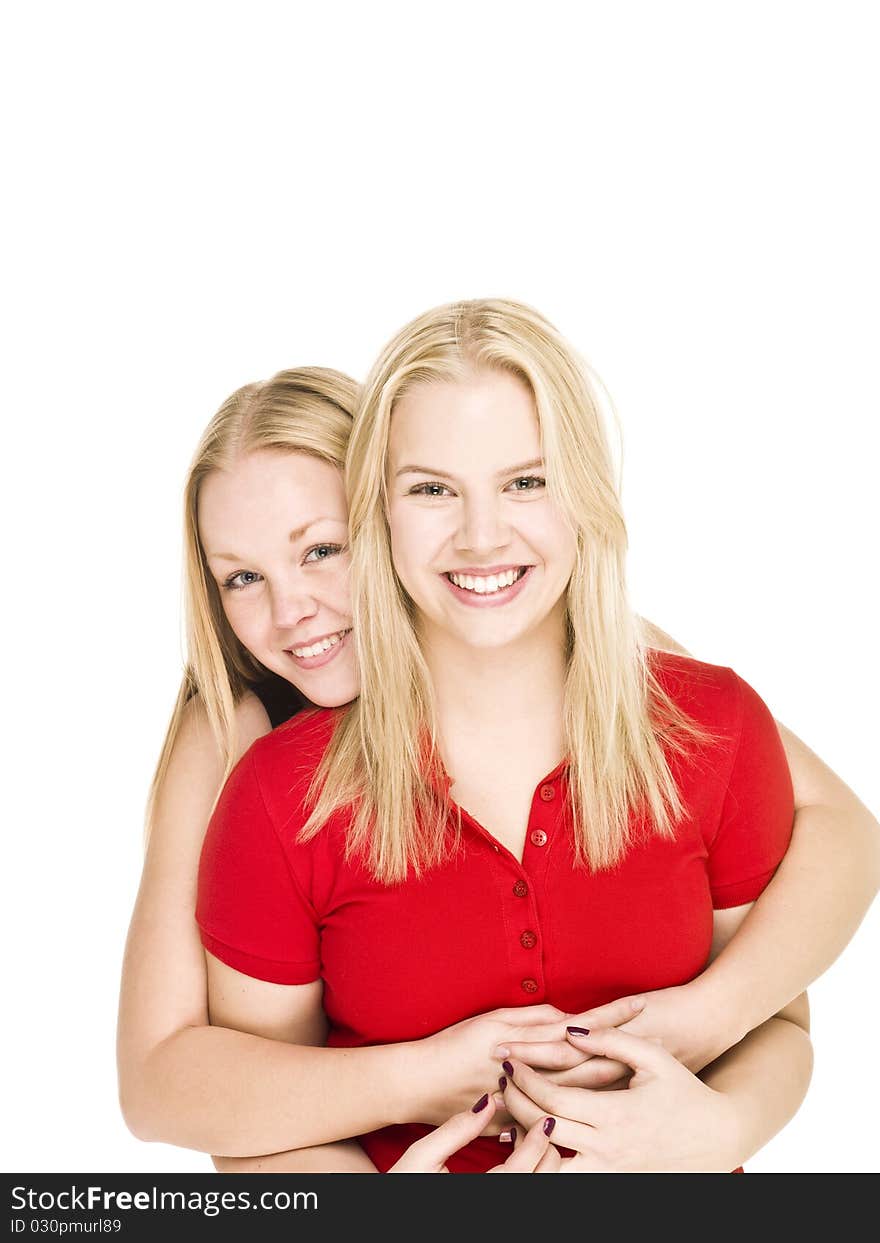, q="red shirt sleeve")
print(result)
[196,746,321,984]
[707,674,794,909]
